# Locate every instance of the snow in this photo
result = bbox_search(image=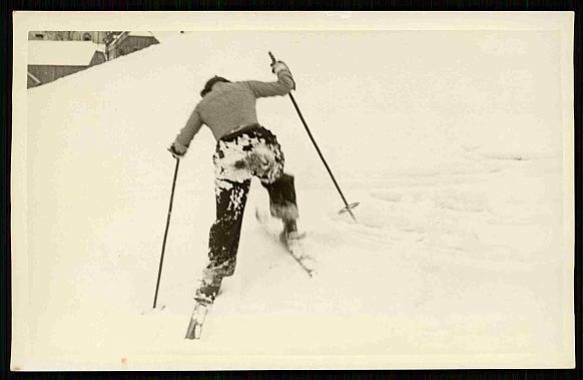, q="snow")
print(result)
[15,30,573,369]
[28,40,100,66]
[128,31,157,38]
